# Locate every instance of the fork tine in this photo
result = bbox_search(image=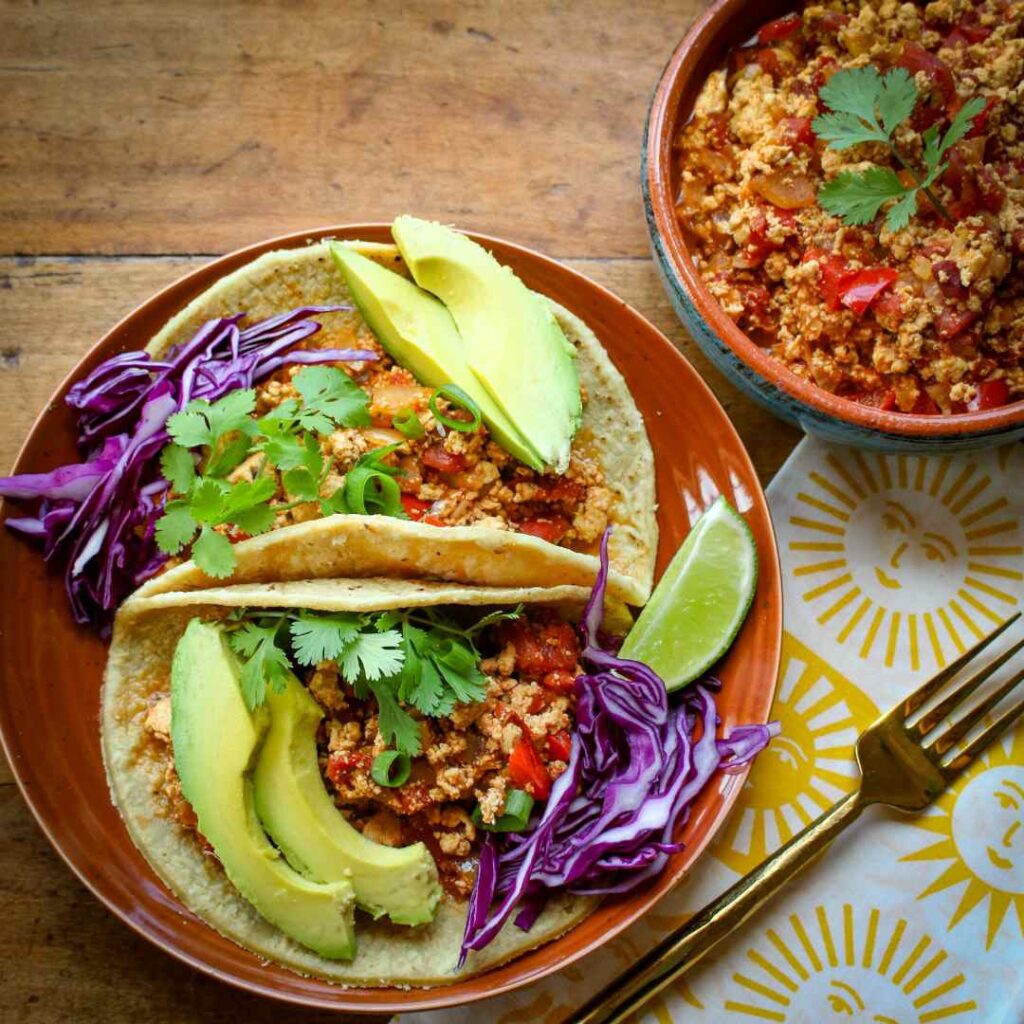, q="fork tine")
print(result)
[942,695,1024,778]
[910,637,1024,737]
[899,612,1021,720]
[928,667,1024,758]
